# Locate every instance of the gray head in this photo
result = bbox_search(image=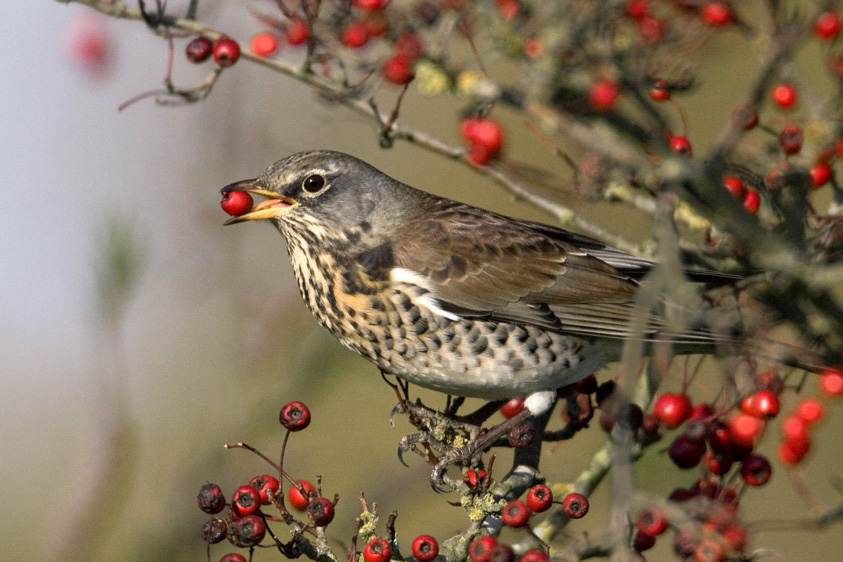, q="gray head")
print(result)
[223,151,422,246]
